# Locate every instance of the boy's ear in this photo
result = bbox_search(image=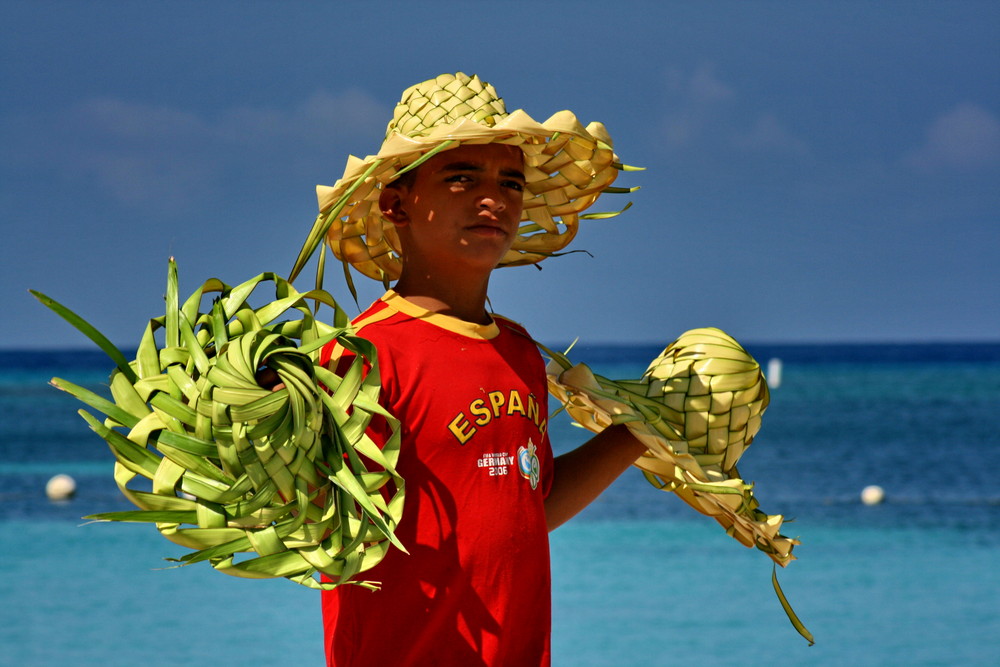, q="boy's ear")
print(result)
[379,187,408,226]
